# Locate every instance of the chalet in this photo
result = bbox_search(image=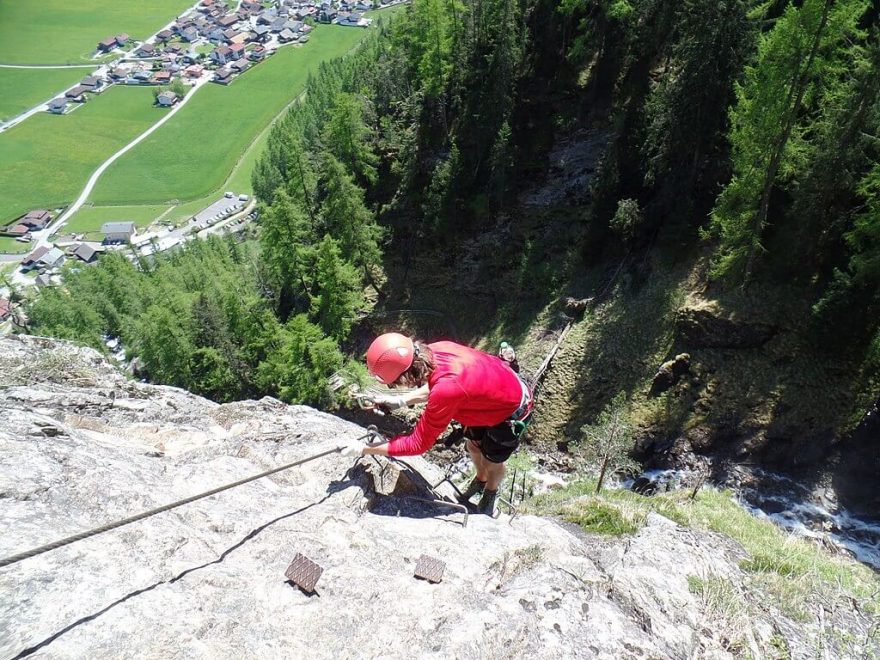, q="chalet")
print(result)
[229,42,246,57]
[223,28,241,41]
[116,34,130,46]
[214,68,234,85]
[211,45,233,65]
[21,246,48,270]
[97,37,117,52]
[270,17,287,32]
[101,222,137,244]
[157,91,179,106]
[200,0,215,8]
[35,273,53,288]
[337,12,370,26]
[47,98,68,114]
[181,27,200,42]
[230,58,249,73]
[5,224,30,236]
[136,43,157,57]
[285,20,304,32]
[229,32,249,45]
[318,8,337,23]
[151,71,172,84]
[248,45,267,61]
[241,1,263,12]
[258,8,279,24]
[278,28,297,43]
[252,25,271,41]
[175,19,195,34]
[0,299,10,322]
[19,209,52,230]
[301,23,314,33]
[156,29,174,42]
[132,70,153,82]
[65,85,90,100]
[110,66,129,80]
[217,14,238,28]
[355,1,373,9]
[209,27,226,43]
[72,244,99,264]
[184,64,204,78]
[165,43,186,55]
